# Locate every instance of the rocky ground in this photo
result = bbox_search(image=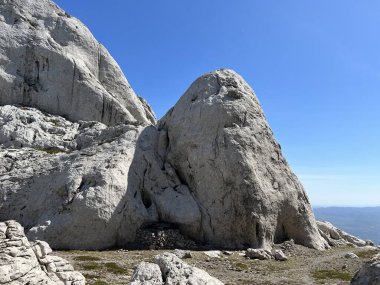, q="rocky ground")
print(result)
[56,244,379,285]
